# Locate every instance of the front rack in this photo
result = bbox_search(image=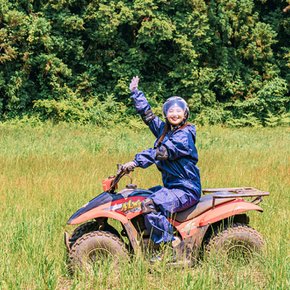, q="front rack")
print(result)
[202,187,270,207]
